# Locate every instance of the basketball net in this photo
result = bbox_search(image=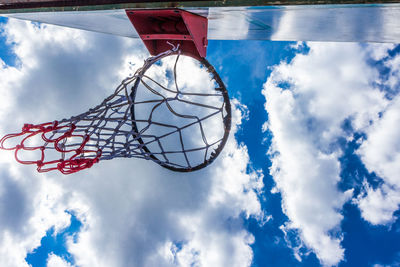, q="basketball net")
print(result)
[0,47,231,174]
